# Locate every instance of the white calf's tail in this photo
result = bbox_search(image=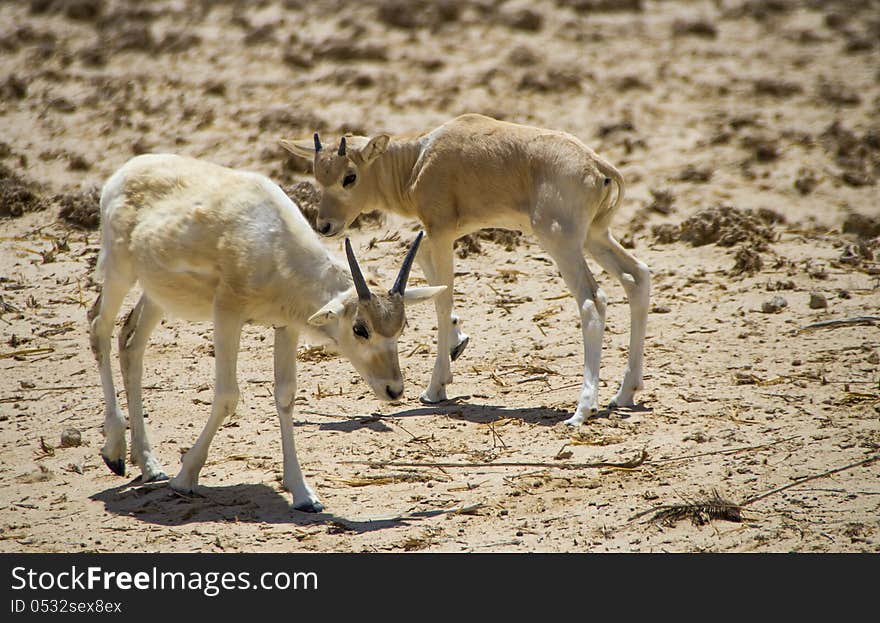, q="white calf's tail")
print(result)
[93,164,130,282]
